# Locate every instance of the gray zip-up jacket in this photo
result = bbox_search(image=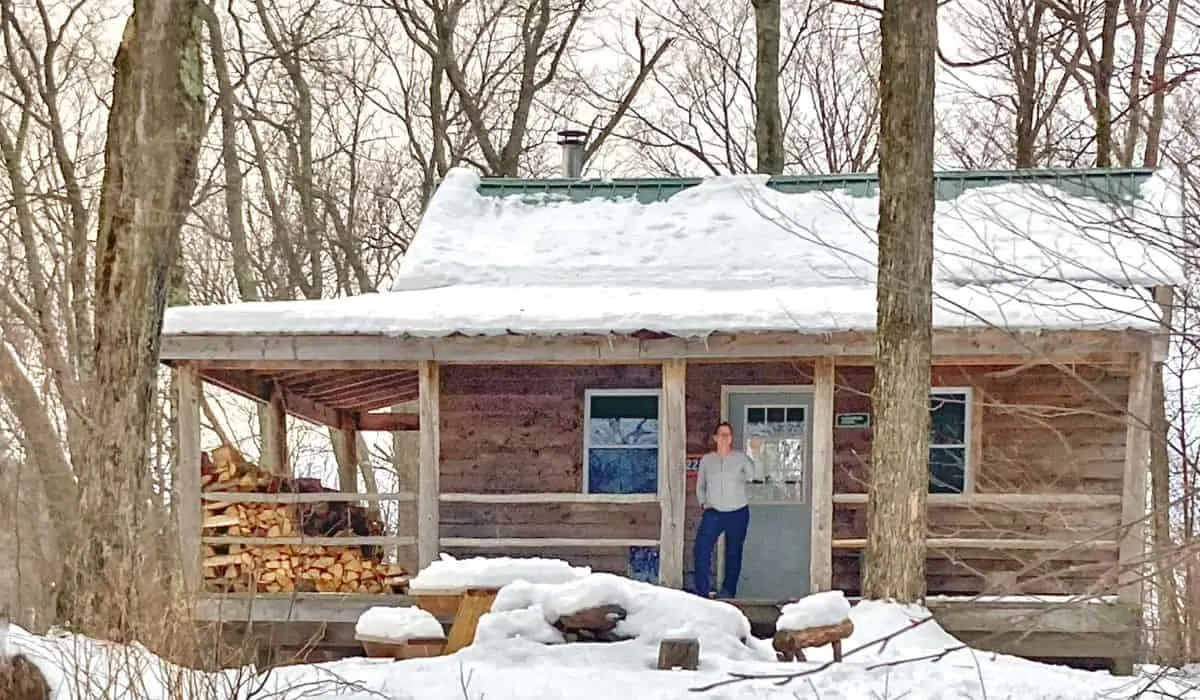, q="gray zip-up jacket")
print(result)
[696,450,754,512]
